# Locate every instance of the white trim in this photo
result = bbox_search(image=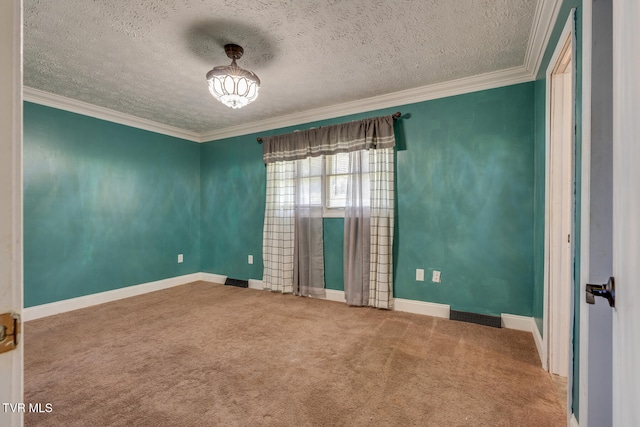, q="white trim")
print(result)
[322,209,345,219]
[199,272,228,284]
[23,273,202,321]
[321,289,347,303]
[21,3,561,146]
[200,66,533,142]
[543,11,576,377]
[23,87,201,143]
[501,314,545,366]
[570,413,580,427]
[394,298,450,319]
[500,313,535,331]
[316,290,452,319]
[248,279,263,290]
[579,2,592,426]
[203,0,569,144]
[23,67,532,145]
[533,320,547,369]
[525,0,564,77]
